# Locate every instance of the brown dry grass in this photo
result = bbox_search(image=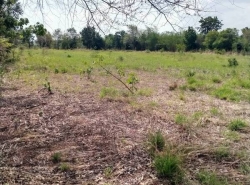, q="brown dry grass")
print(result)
[1,70,250,184]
